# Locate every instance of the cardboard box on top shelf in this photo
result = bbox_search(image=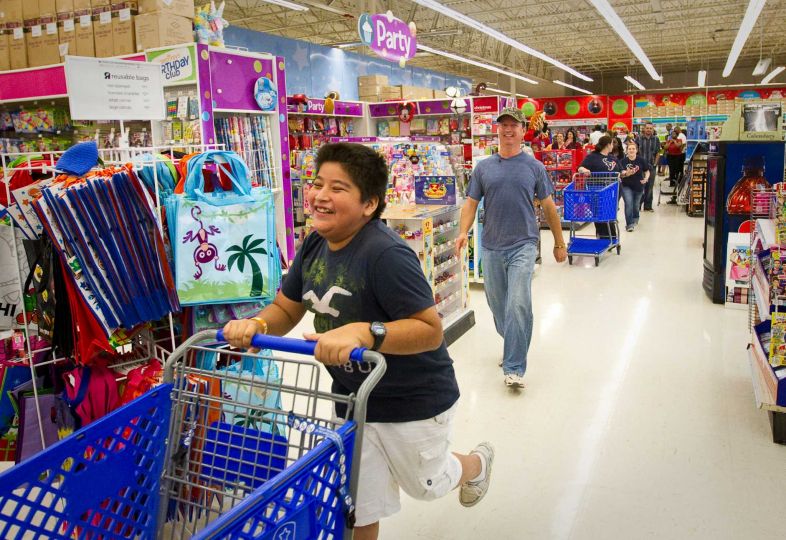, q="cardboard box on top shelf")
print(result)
[27,21,60,66]
[57,12,75,58]
[137,0,193,18]
[359,94,380,102]
[432,89,448,99]
[90,0,110,6]
[8,23,25,68]
[73,0,90,8]
[39,0,56,17]
[92,4,112,57]
[111,7,133,56]
[22,0,39,24]
[358,74,388,86]
[73,8,93,56]
[0,29,10,71]
[3,0,25,23]
[134,12,192,52]
[55,0,74,14]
